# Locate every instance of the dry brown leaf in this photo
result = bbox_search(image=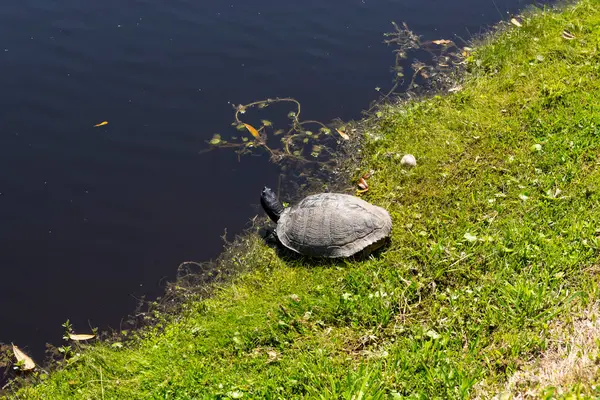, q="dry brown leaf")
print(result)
[562,30,576,40]
[93,121,108,127]
[12,344,35,371]
[335,128,349,140]
[243,123,260,139]
[68,333,96,341]
[266,350,279,362]
[432,39,452,45]
[358,177,369,190]
[510,18,522,27]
